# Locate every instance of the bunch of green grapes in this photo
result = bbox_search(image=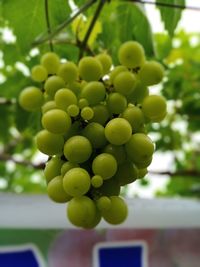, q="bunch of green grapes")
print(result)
[19,41,167,229]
